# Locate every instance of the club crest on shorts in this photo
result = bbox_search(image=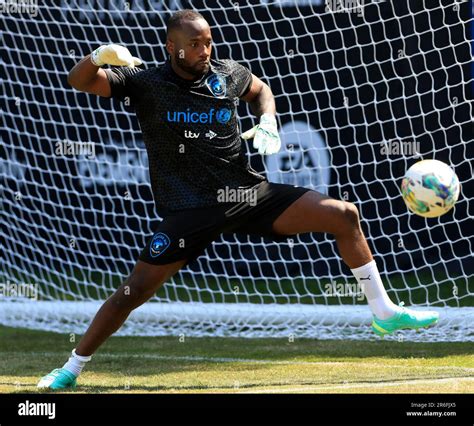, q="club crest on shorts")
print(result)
[150,232,170,258]
[205,74,226,98]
